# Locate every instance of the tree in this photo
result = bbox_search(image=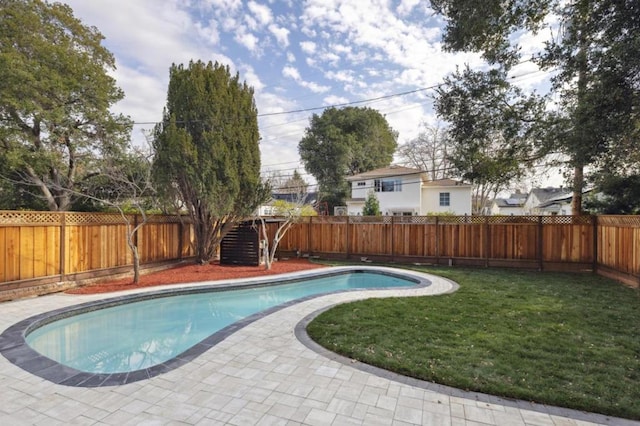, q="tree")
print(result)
[362,191,381,216]
[435,66,549,214]
[584,174,640,215]
[152,60,269,264]
[396,123,452,181]
[0,0,131,211]
[431,0,640,214]
[76,147,157,283]
[298,107,398,212]
[256,198,317,270]
[278,169,308,195]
